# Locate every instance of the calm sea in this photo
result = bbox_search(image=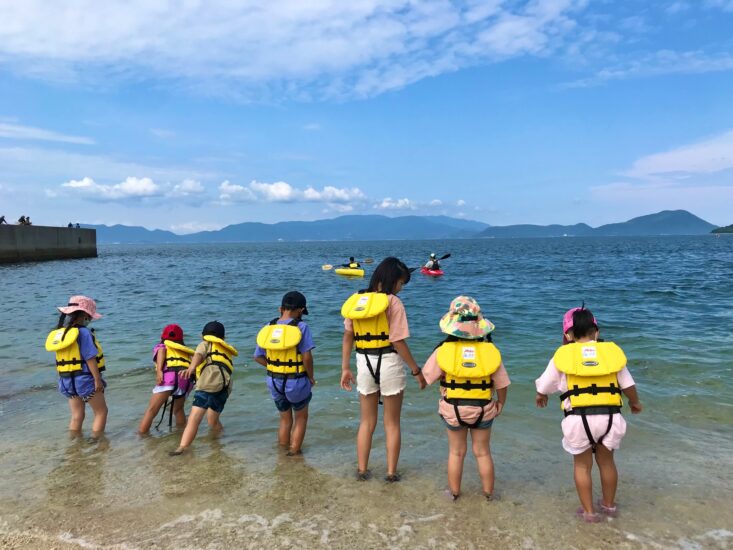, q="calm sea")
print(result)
[1,236,731,548]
